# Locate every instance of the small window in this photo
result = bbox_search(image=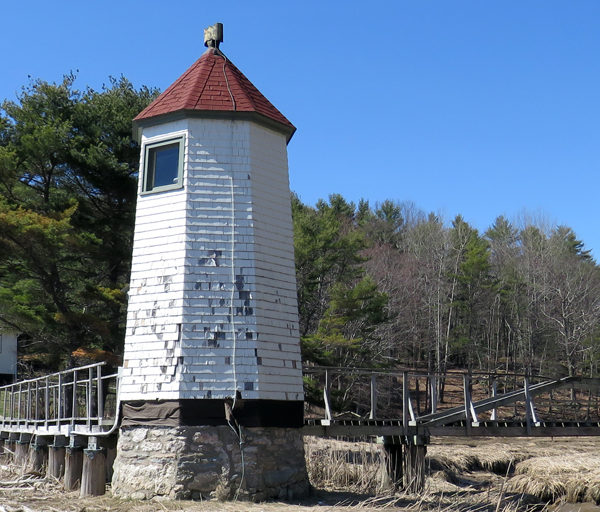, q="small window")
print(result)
[142,137,184,193]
